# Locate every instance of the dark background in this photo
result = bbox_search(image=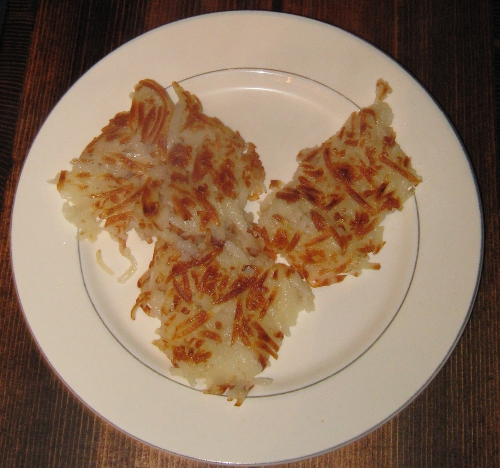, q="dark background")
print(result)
[0,1,498,467]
